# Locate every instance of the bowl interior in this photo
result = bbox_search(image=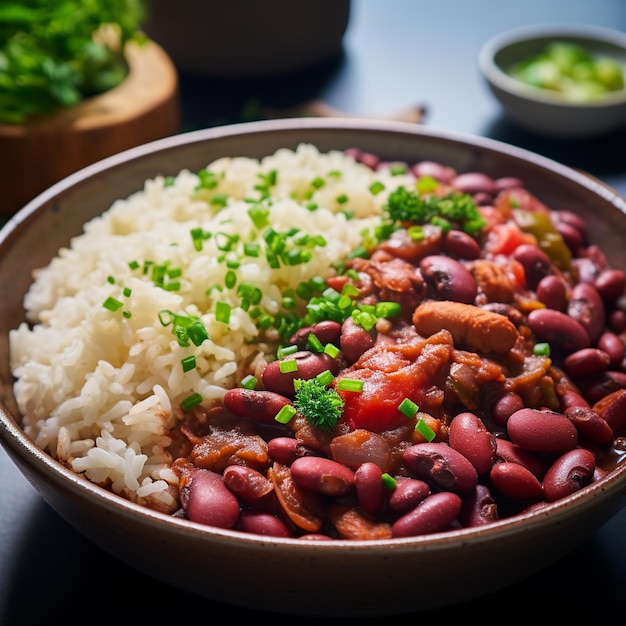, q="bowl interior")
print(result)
[3,118,626,615]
